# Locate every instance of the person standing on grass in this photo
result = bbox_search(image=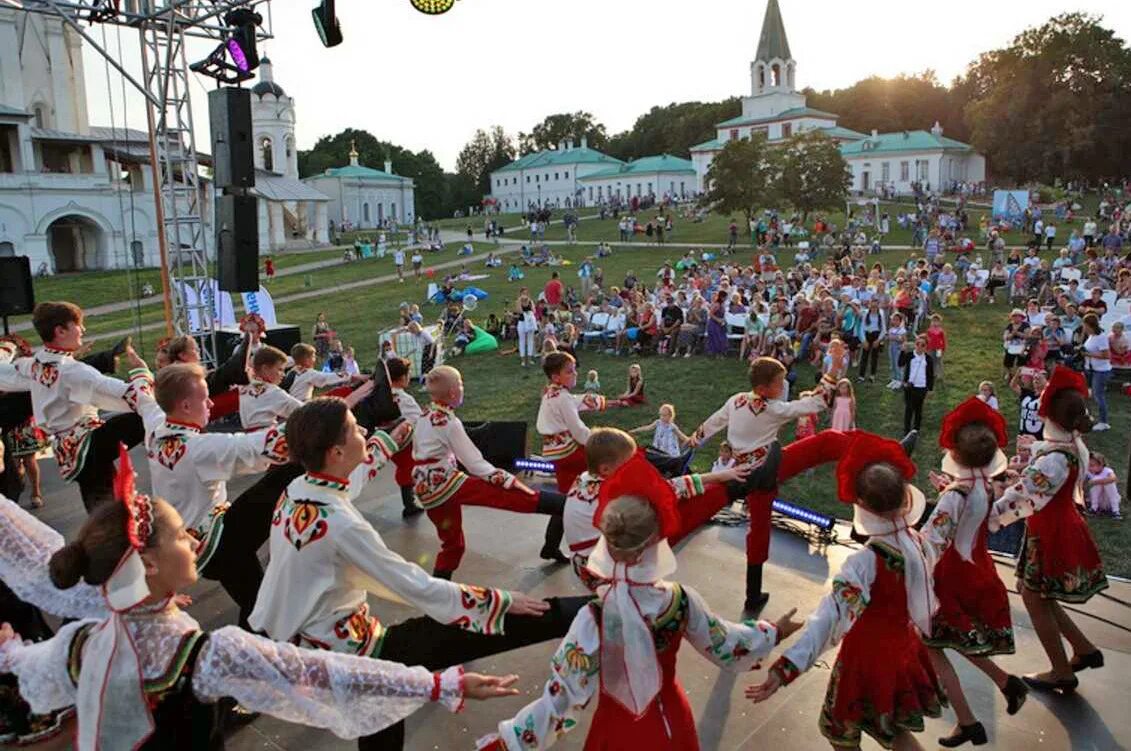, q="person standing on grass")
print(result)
[543,271,563,309]
[393,246,405,283]
[899,333,935,435]
[1081,314,1112,431]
